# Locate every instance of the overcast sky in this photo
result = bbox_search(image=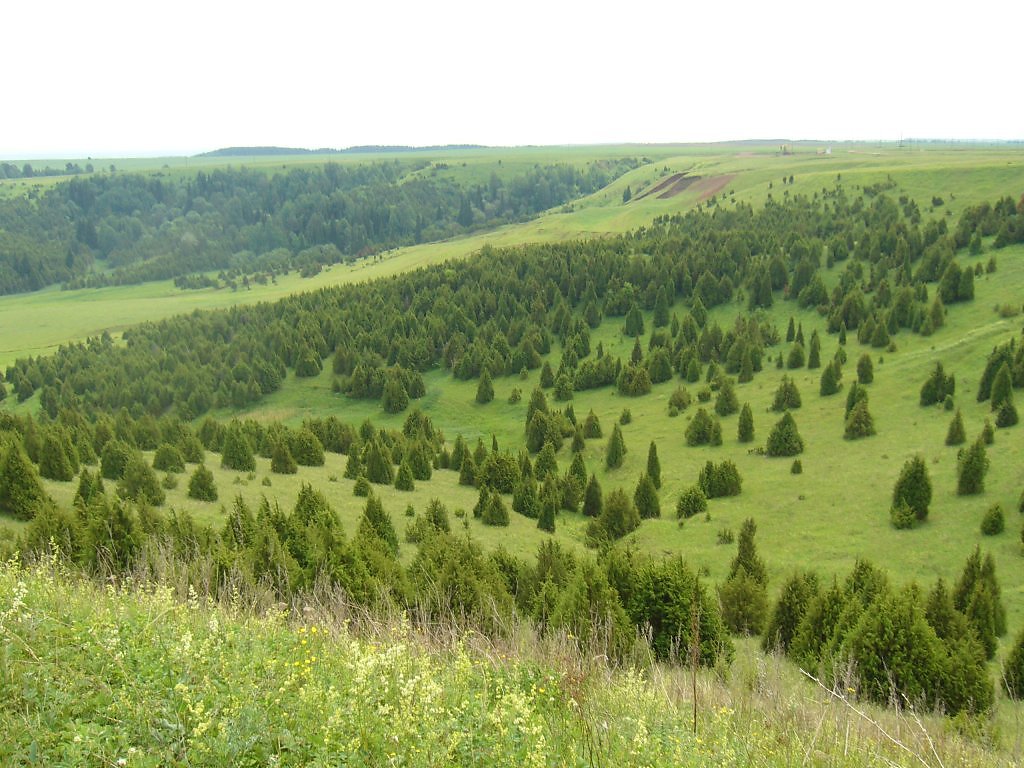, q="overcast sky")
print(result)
[3,0,1021,158]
